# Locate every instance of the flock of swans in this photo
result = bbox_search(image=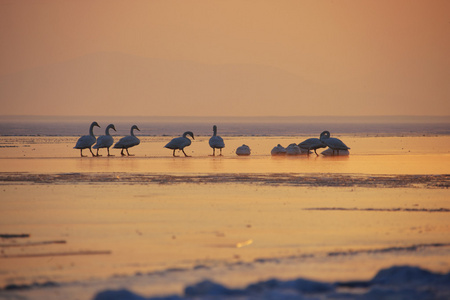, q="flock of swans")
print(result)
[74,122,141,157]
[74,122,350,157]
[271,130,350,156]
